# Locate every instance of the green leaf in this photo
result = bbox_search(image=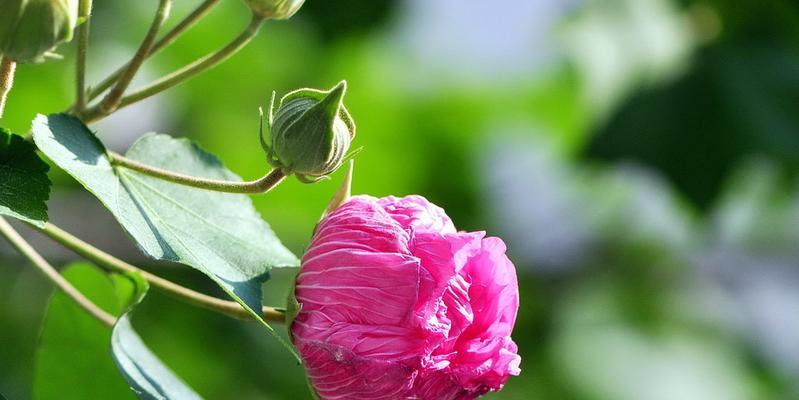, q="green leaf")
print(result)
[33,262,202,400]
[112,315,203,400]
[0,128,50,226]
[109,268,202,400]
[112,269,150,312]
[33,263,136,400]
[32,114,299,350]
